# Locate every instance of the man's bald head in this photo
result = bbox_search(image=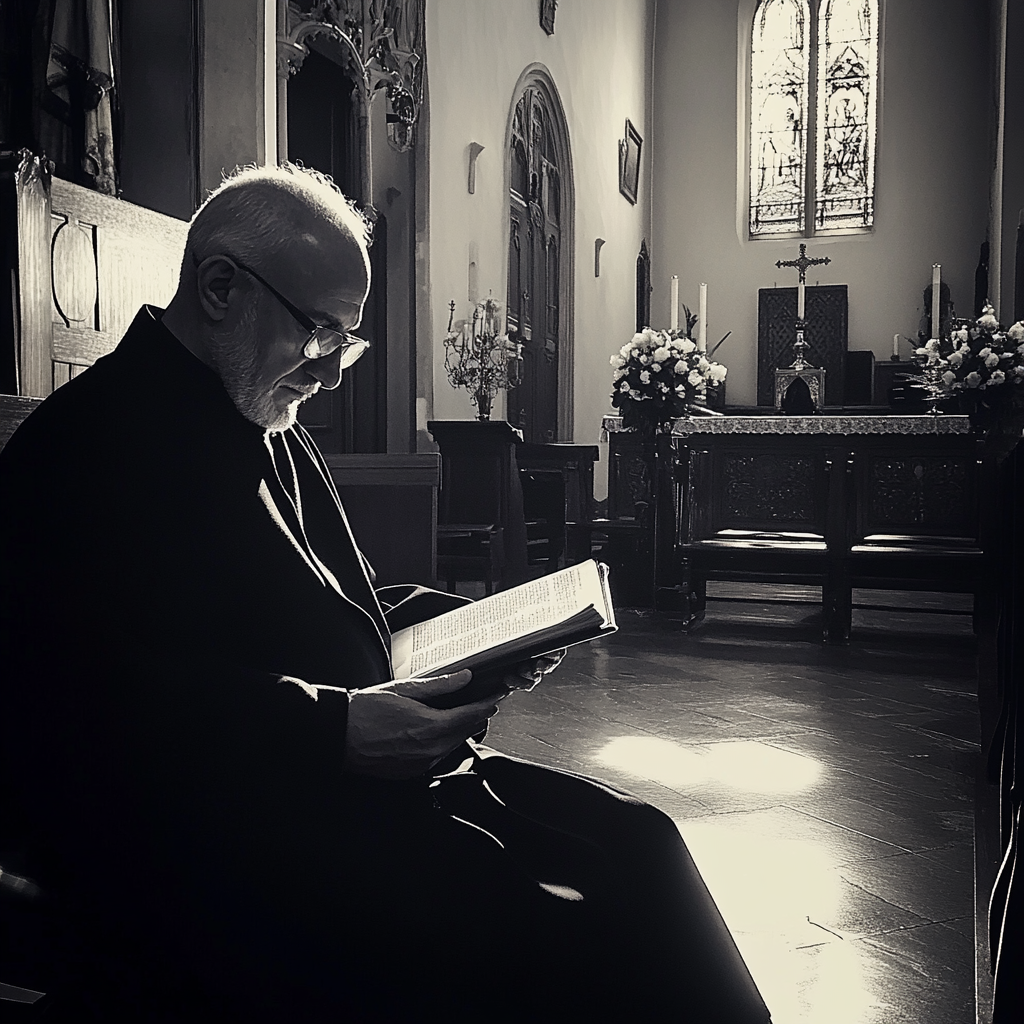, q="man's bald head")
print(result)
[183,163,371,283]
